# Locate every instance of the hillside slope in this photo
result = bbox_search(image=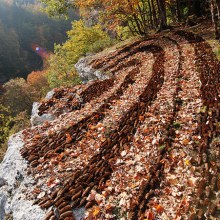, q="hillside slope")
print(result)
[1,30,220,220]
